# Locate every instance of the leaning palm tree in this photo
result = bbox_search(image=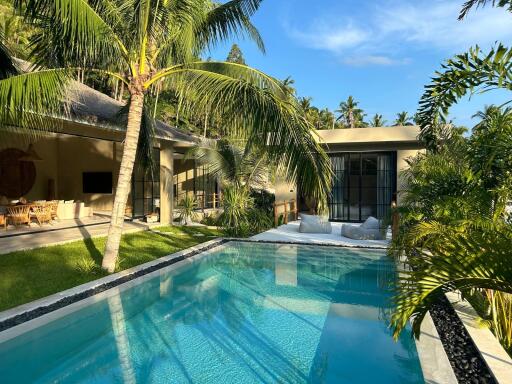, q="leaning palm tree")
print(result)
[369,113,386,127]
[336,96,365,128]
[2,0,332,272]
[394,111,413,126]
